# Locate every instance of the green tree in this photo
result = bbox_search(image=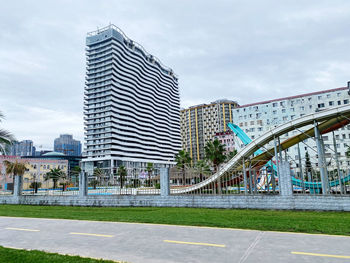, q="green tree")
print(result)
[4,160,27,194]
[89,179,99,189]
[305,151,312,181]
[44,168,66,189]
[0,111,14,155]
[175,150,192,185]
[93,168,105,186]
[195,159,211,182]
[118,166,127,188]
[205,139,226,194]
[29,181,42,190]
[3,160,27,177]
[146,162,154,187]
[70,166,81,185]
[205,139,226,172]
[226,149,238,162]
